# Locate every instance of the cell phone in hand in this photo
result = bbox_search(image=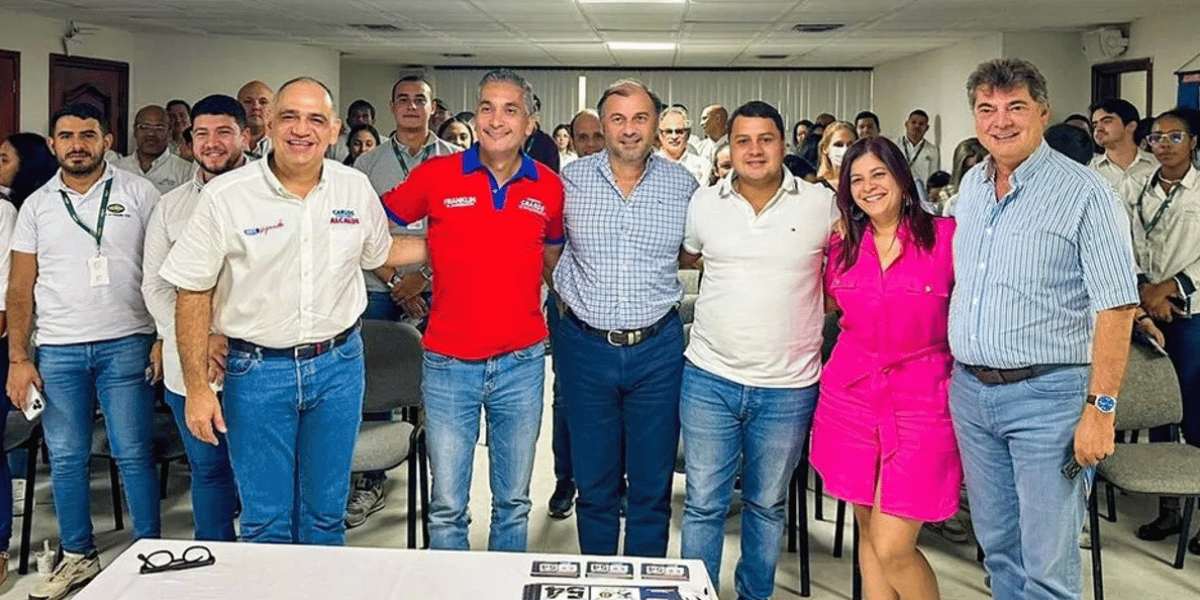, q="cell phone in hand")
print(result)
[23,383,45,420]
